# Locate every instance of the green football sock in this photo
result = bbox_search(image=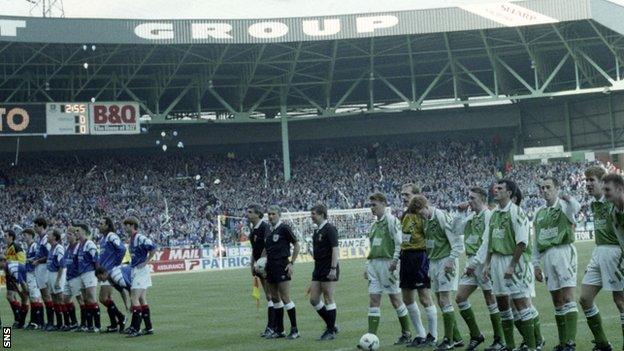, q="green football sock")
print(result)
[490,312,504,340]
[555,313,566,345]
[502,319,515,349]
[459,307,480,338]
[513,318,521,334]
[621,320,624,349]
[519,318,536,348]
[564,310,577,344]
[533,312,543,343]
[587,312,609,346]
[453,321,462,342]
[398,314,411,333]
[368,315,380,334]
[442,311,457,340]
